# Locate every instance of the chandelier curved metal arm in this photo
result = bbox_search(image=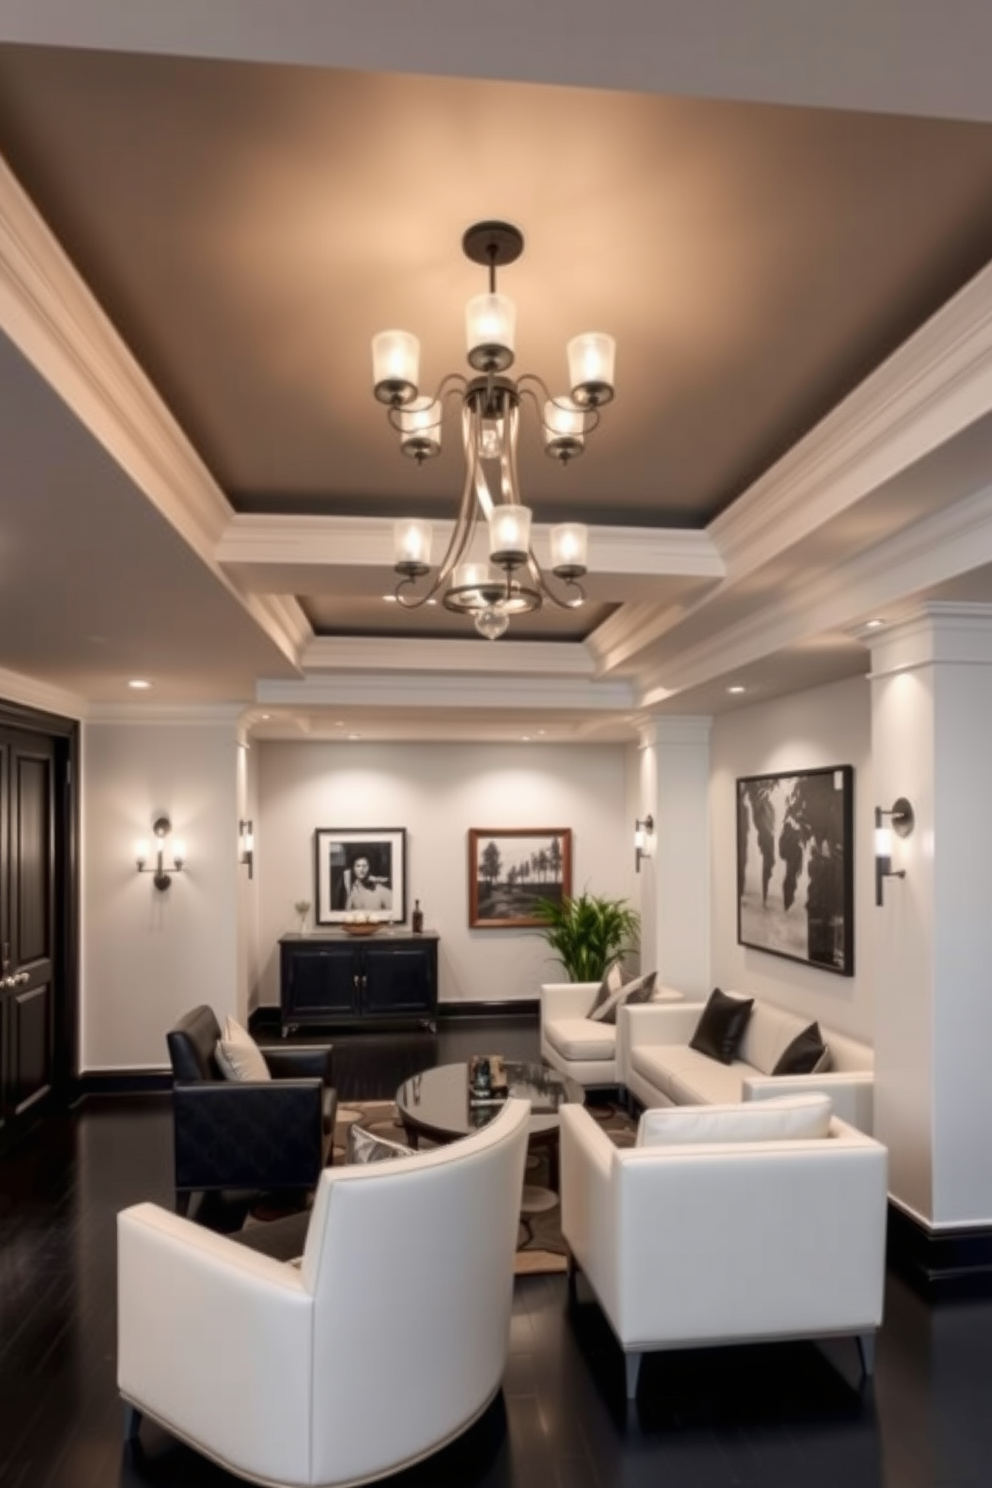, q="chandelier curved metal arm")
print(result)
[373,219,615,637]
